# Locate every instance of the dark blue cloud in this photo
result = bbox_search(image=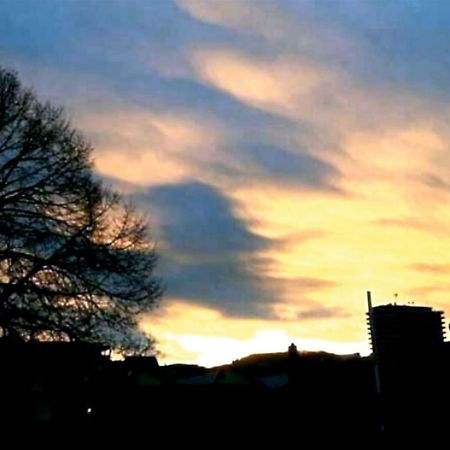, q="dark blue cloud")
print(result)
[143,181,269,257]
[161,259,271,317]
[139,181,333,318]
[139,181,273,317]
[234,144,339,190]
